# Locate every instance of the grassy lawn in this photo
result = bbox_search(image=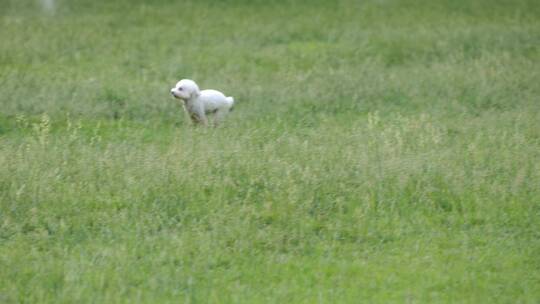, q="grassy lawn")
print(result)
[1,0,539,302]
